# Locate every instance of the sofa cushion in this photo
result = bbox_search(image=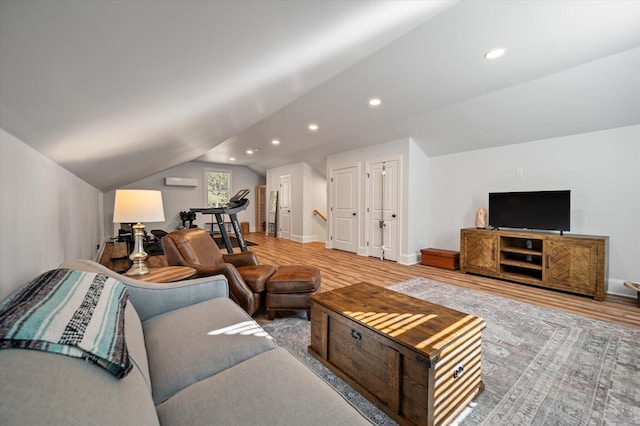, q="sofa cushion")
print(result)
[143,297,276,405]
[124,302,151,390]
[156,347,371,425]
[0,348,159,426]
